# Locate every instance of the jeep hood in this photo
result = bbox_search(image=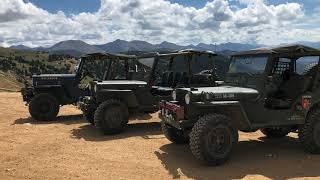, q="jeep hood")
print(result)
[33,74,76,78]
[181,86,259,100]
[32,74,77,86]
[95,80,147,85]
[187,86,258,94]
[94,80,148,90]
